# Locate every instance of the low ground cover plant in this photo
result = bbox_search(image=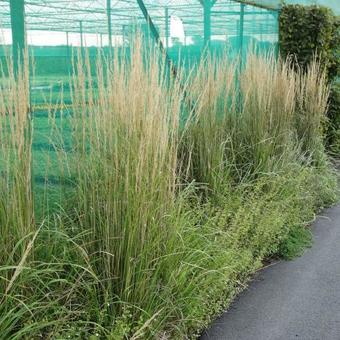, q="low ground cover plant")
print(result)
[0,42,338,339]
